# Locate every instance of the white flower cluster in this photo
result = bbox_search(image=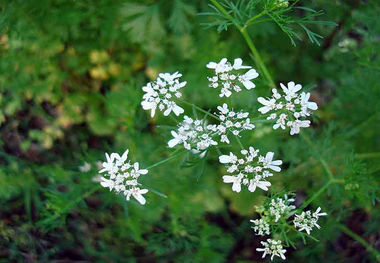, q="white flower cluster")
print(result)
[141,72,186,117]
[206,58,259,97]
[256,239,286,261]
[207,103,255,144]
[268,195,296,222]
[257,81,318,135]
[293,207,327,235]
[99,150,149,205]
[251,195,295,236]
[168,116,217,153]
[219,147,282,193]
[250,218,270,236]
